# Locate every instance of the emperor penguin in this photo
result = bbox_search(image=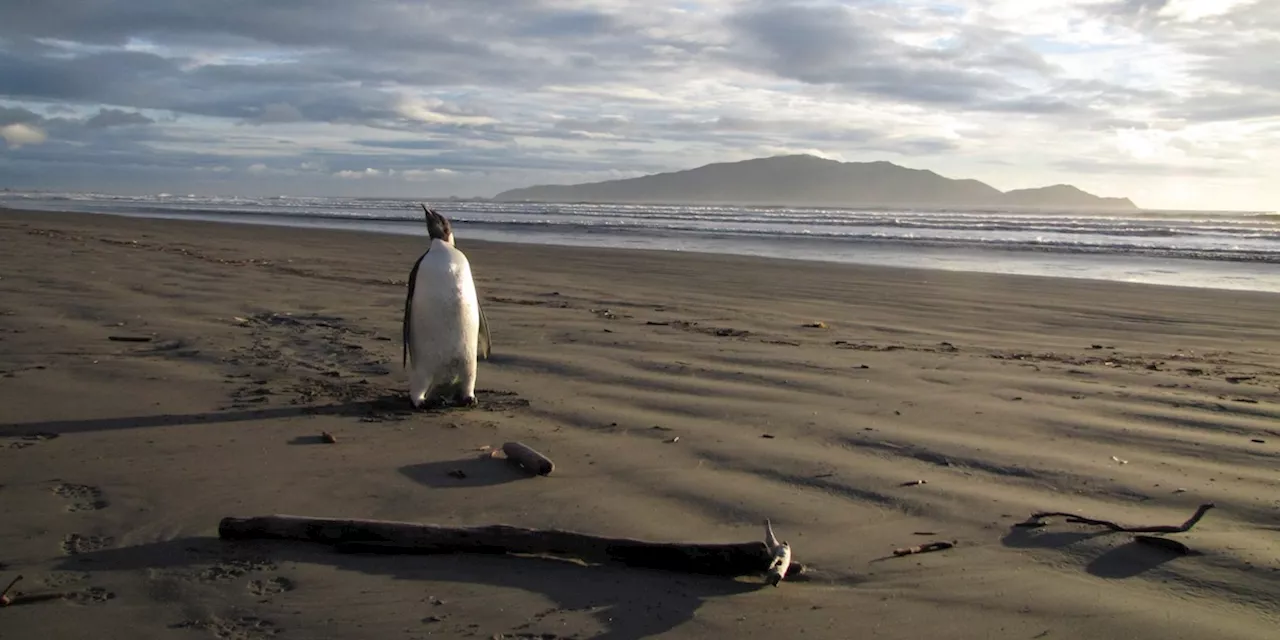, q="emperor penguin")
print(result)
[402,205,491,409]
